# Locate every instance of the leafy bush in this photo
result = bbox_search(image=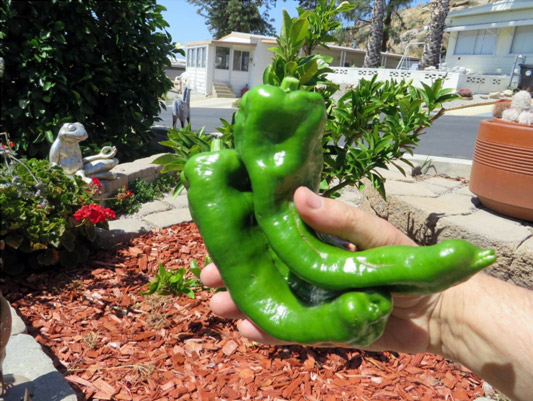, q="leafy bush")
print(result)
[0,0,179,161]
[107,173,178,215]
[140,261,203,298]
[155,1,459,199]
[0,146,113,273]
